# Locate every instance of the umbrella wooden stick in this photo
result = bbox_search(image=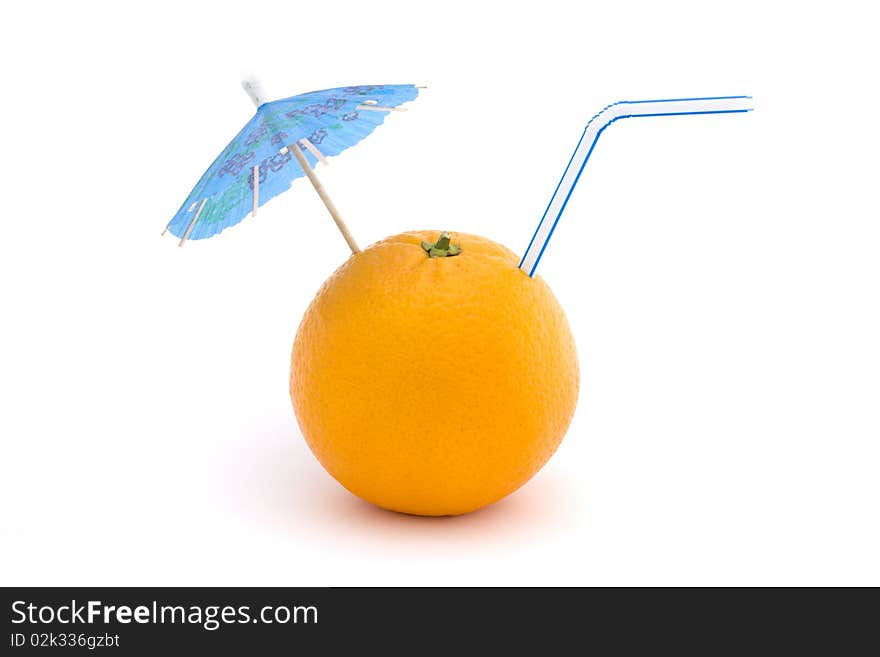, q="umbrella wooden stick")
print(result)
[290,145,360,254]
[240,78,359,254]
